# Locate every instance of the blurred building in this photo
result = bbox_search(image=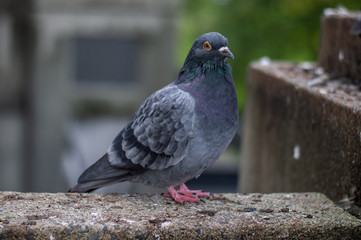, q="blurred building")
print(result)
[0,0,180,192]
